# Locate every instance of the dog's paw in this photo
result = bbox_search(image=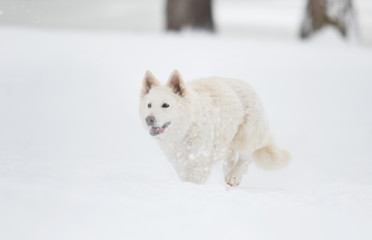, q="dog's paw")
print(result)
[225,173,242,187]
